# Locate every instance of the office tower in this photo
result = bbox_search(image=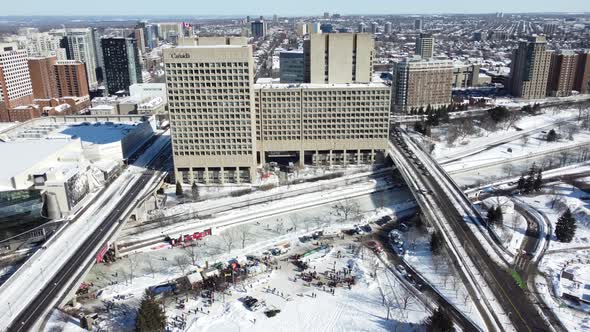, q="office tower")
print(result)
[416,33,434,59]
[246,16,251,22]
[54,60,90,97]
[61,28,98,90]
[323,12,330,19]
[384,22,393,34]
[392,58,454,112]
[157,23,183,42]
[164,42,390,183]
[358,23,367,33]
[547,50,578,97]
[307,23,321,35]
[273,14,278,24]
[251,20,267,38]
[371,22,379,34]
[296,23,308,37]
[91,28,105,83]
[279,50,305,83]
[303,33,373,84]
[508,36,552,99]
[414,19,423,31]
[320,23,333,33]
[134,28,146,53]
[101,38,143,95]
[254,82,390,168]
[574,50,590,94]
[164,44,257,184]
[0,44,34,121]
[28,56,58,99]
